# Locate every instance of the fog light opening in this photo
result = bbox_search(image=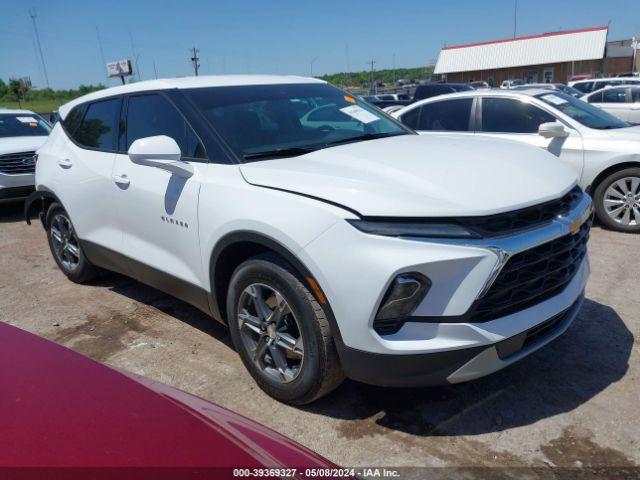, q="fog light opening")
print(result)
[376,273,431,321]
